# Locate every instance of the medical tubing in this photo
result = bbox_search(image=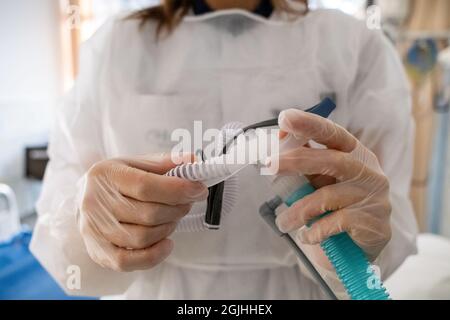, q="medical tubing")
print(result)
[205,122,246,229]
[166,122,244,232]
[284,183,391,300]
[166,160,239,232]
[166,160,231,182]
[259,197,338,300]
